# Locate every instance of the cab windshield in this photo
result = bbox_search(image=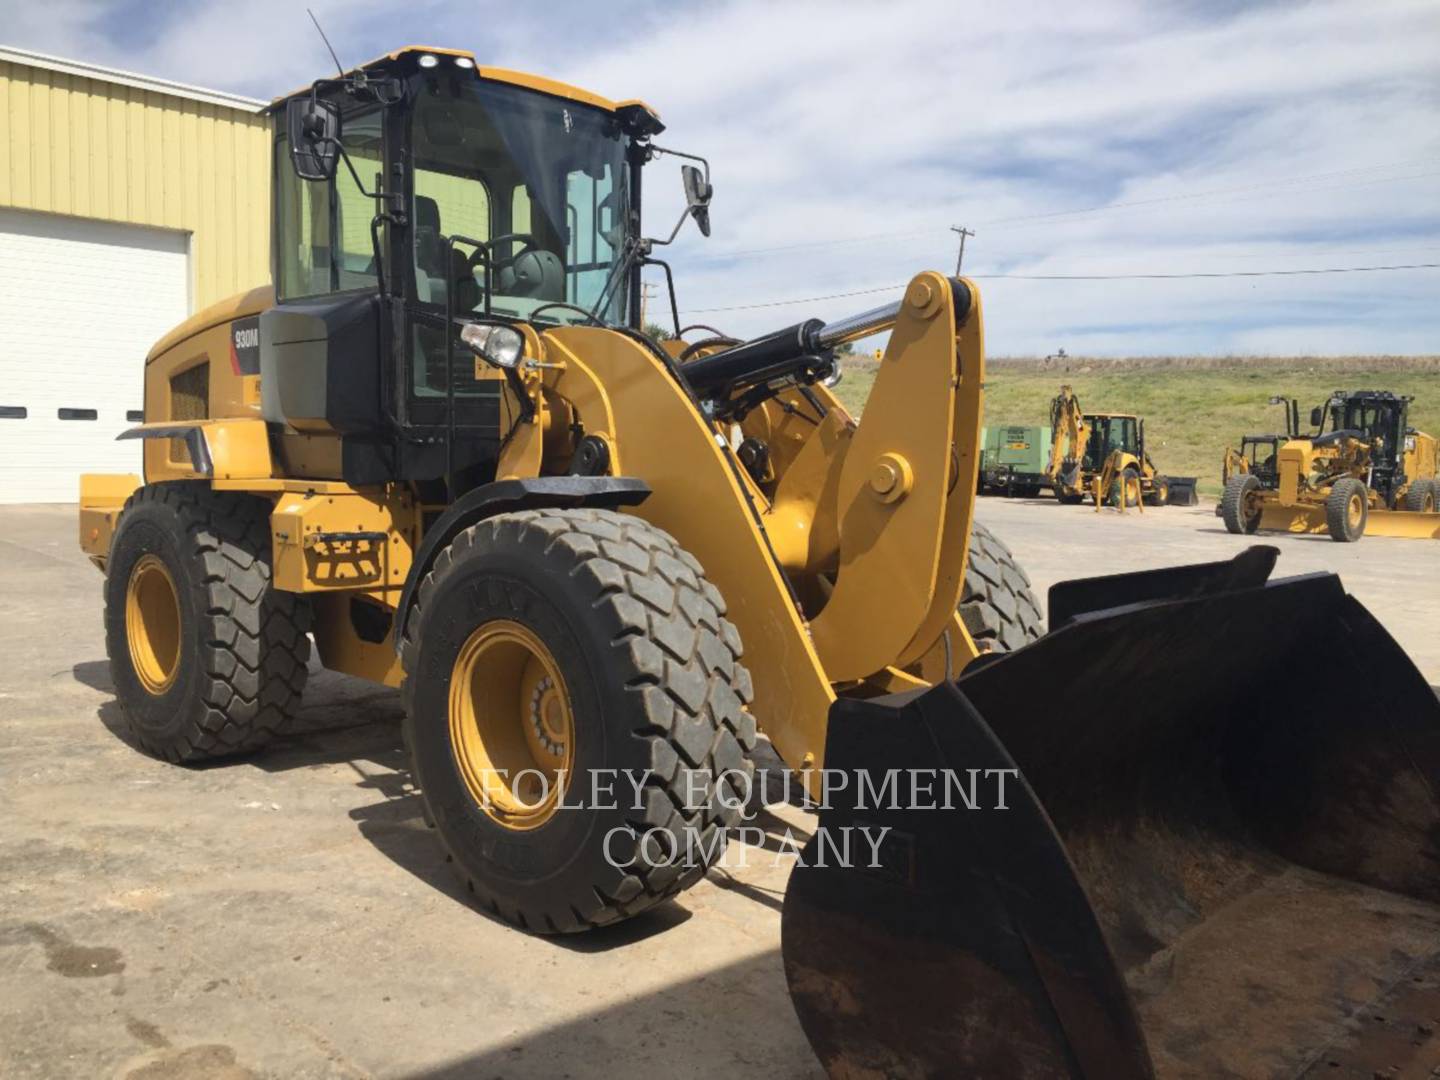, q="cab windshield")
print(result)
[410,79,630,326]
